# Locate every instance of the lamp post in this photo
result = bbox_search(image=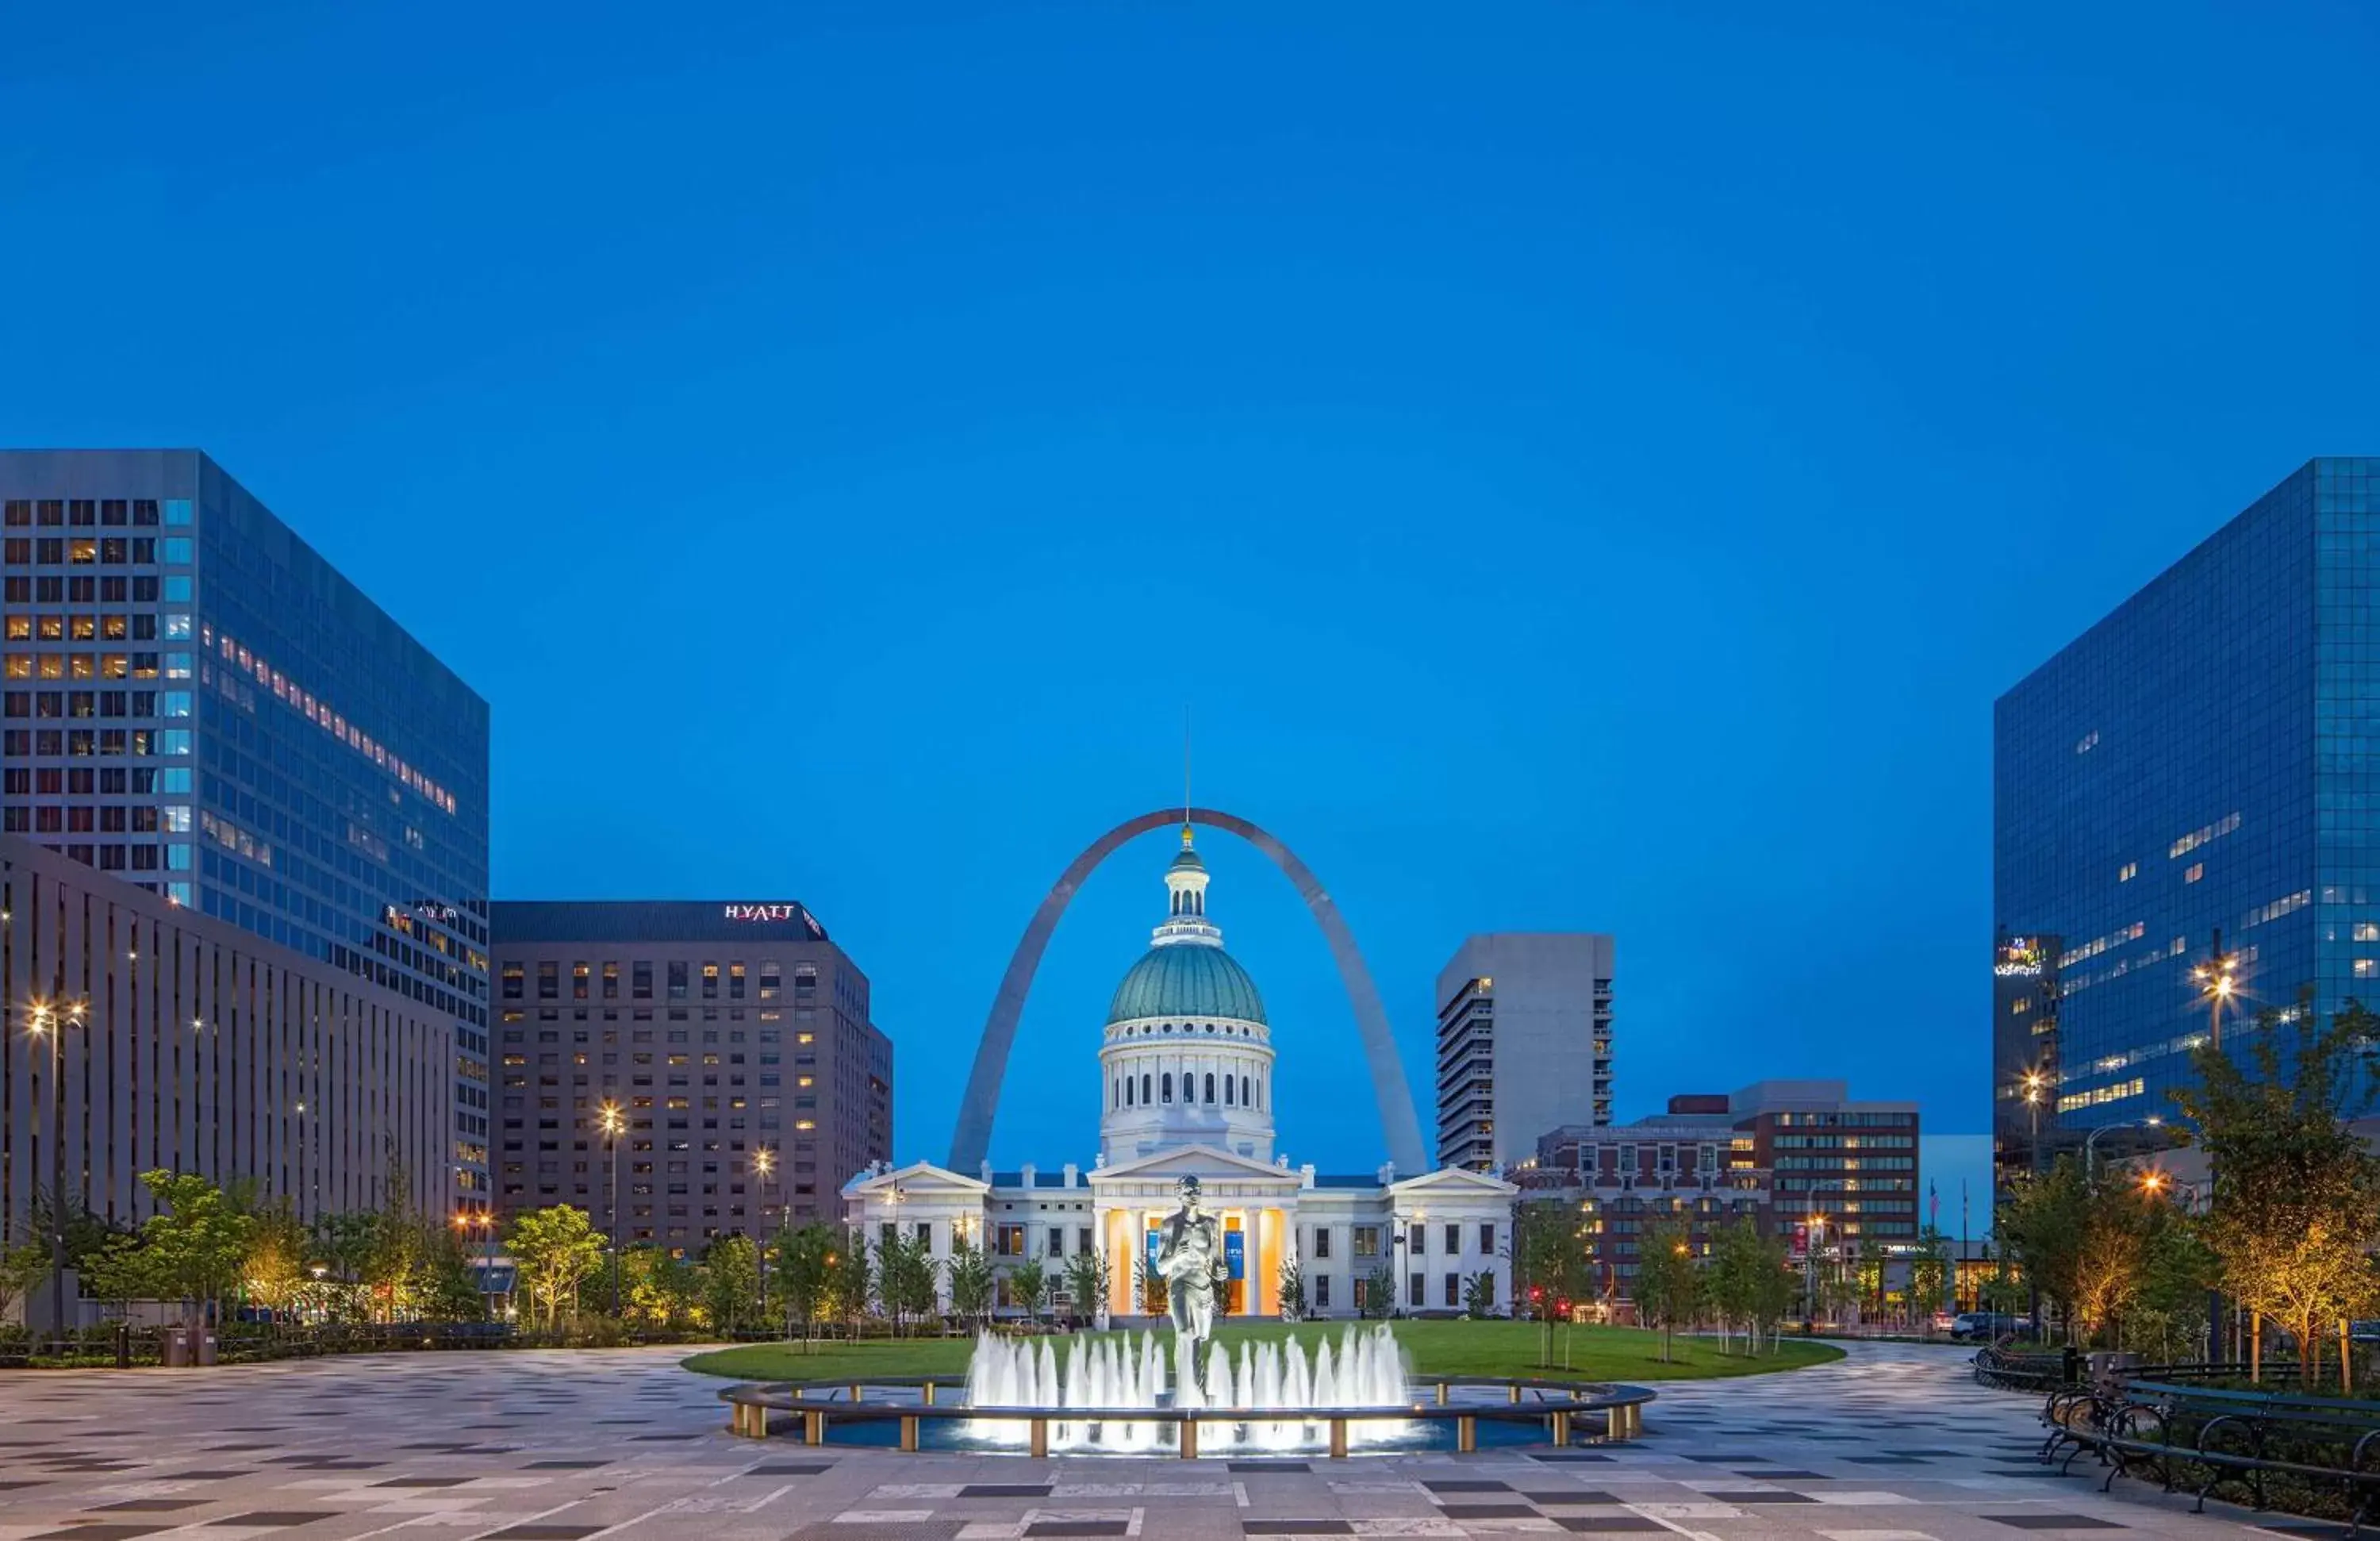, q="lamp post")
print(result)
[754,1149,777,1324]
[2190,931,2238,1362]
[597,1101,625,1316]
[29,997,87,1351]
[2021,1070,2048,1174]
[1803,1213,1826,1328]
[2084,1116,2163,1185]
